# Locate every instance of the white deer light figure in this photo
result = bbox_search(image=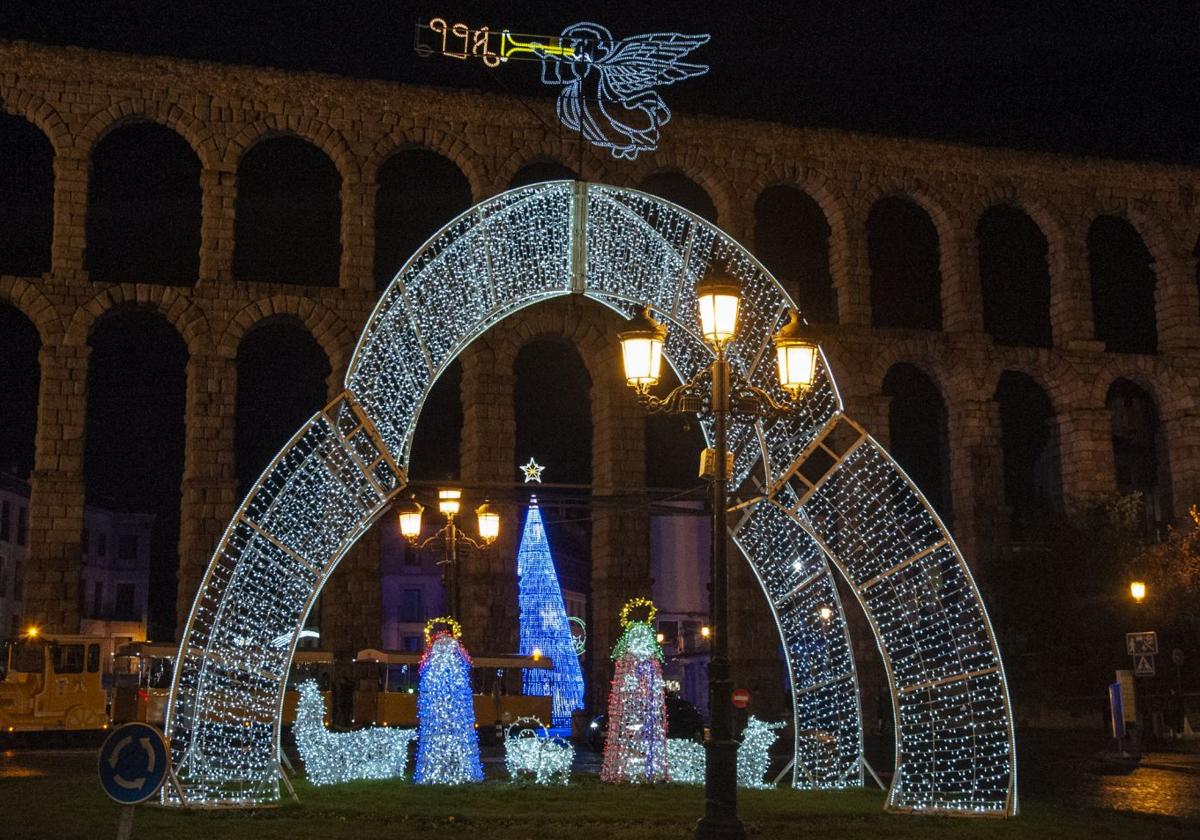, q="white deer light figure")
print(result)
[666,717,787,788]
[293,679,415,785]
